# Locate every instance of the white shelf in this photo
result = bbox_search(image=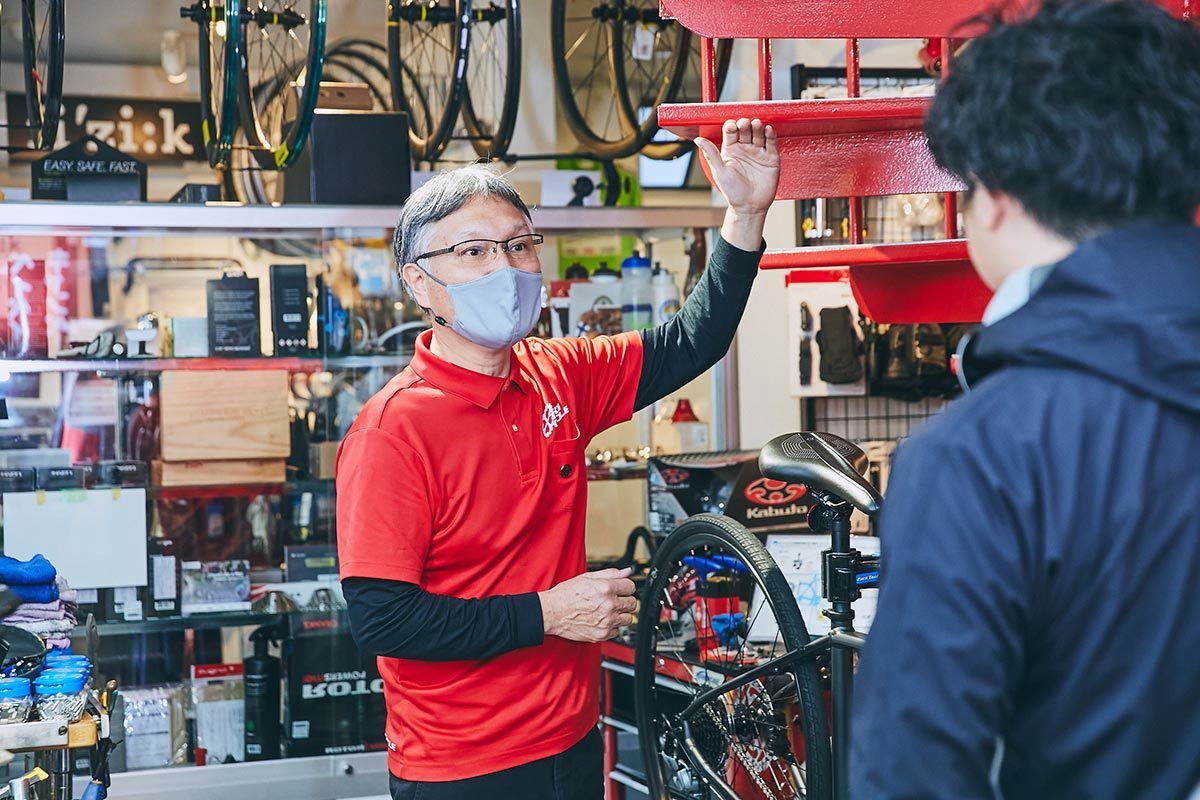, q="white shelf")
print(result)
[0,201,726,234]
